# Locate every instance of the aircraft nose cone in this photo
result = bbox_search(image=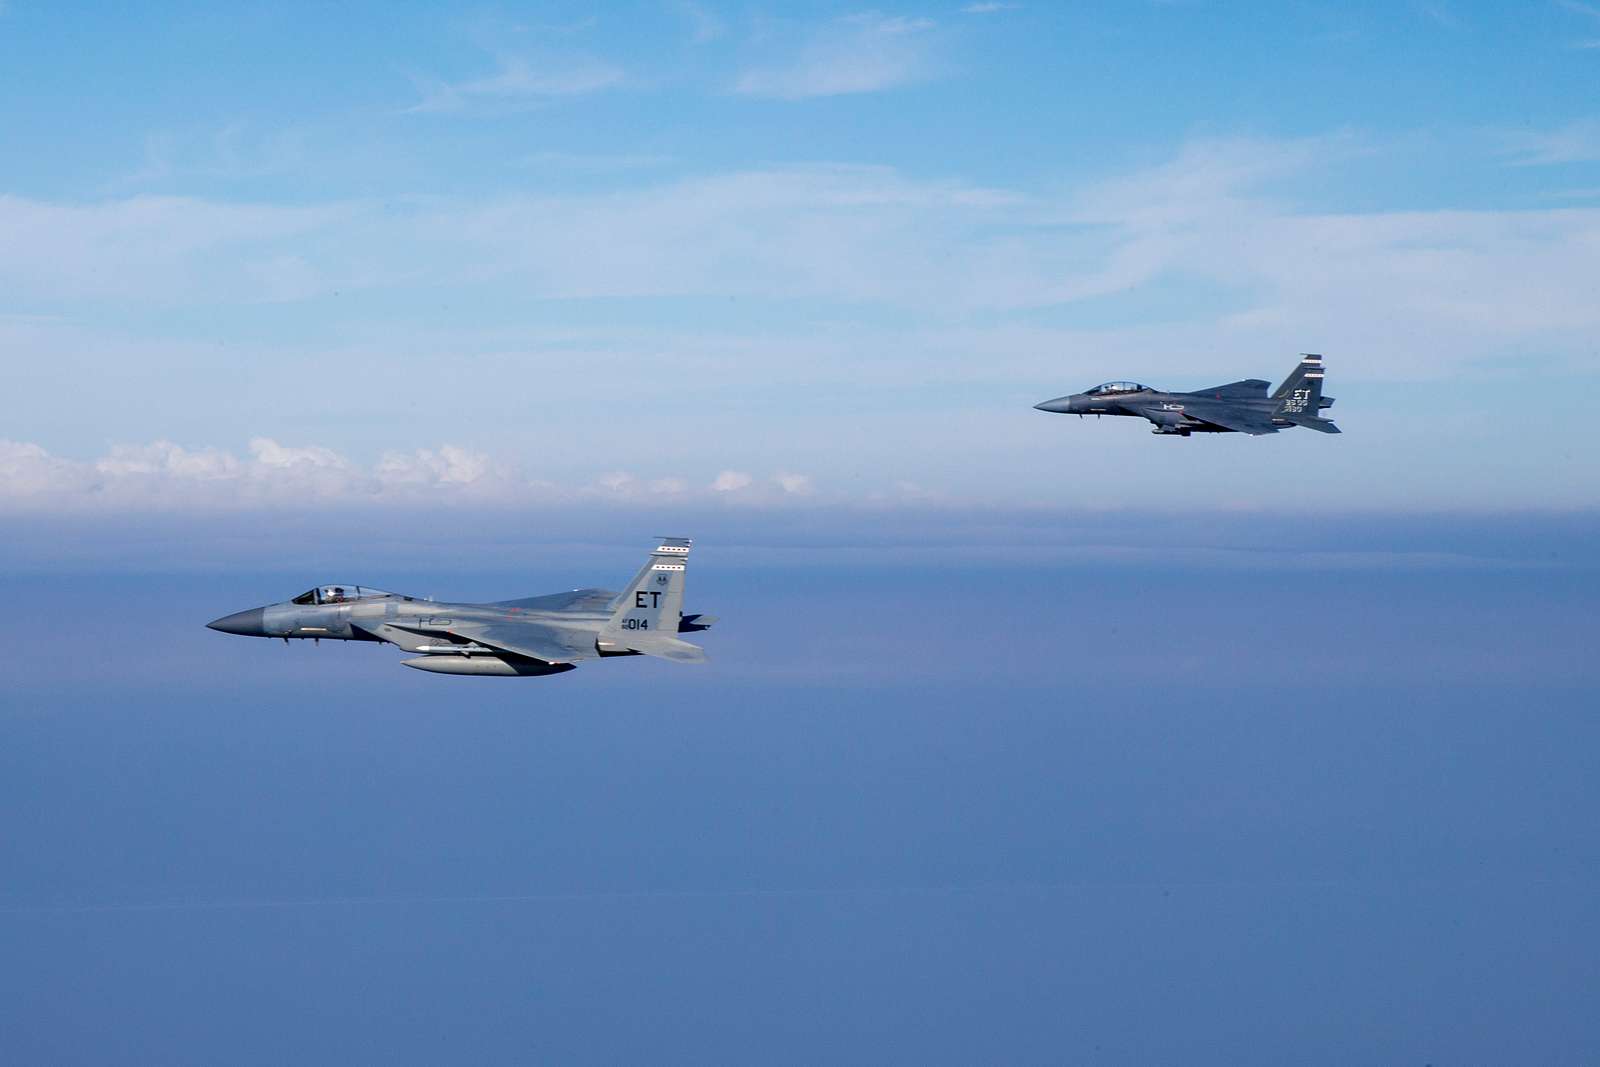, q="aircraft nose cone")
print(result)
[207,607,266,636]
[1034,396,1074,414]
